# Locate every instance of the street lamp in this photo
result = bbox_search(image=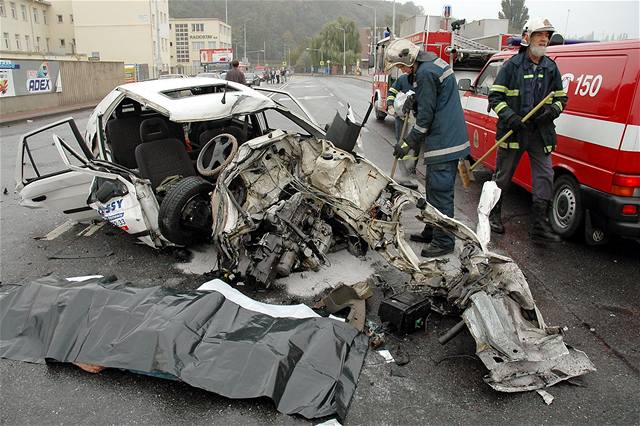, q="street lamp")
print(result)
[357,2,377,72]
[338,26,347,75]
[305,47,324,73]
